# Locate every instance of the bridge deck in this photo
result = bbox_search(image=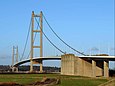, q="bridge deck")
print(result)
[13,56,115,67]
[79,56,115,61]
